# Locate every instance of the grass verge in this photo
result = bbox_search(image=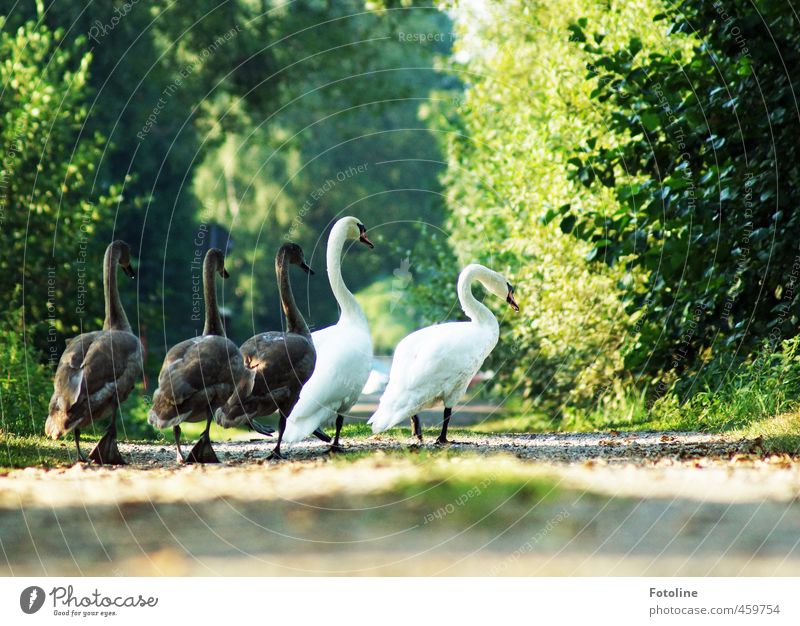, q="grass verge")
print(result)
[326,452,560,527]
[470,343,800,455]
[0,432,73,473]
